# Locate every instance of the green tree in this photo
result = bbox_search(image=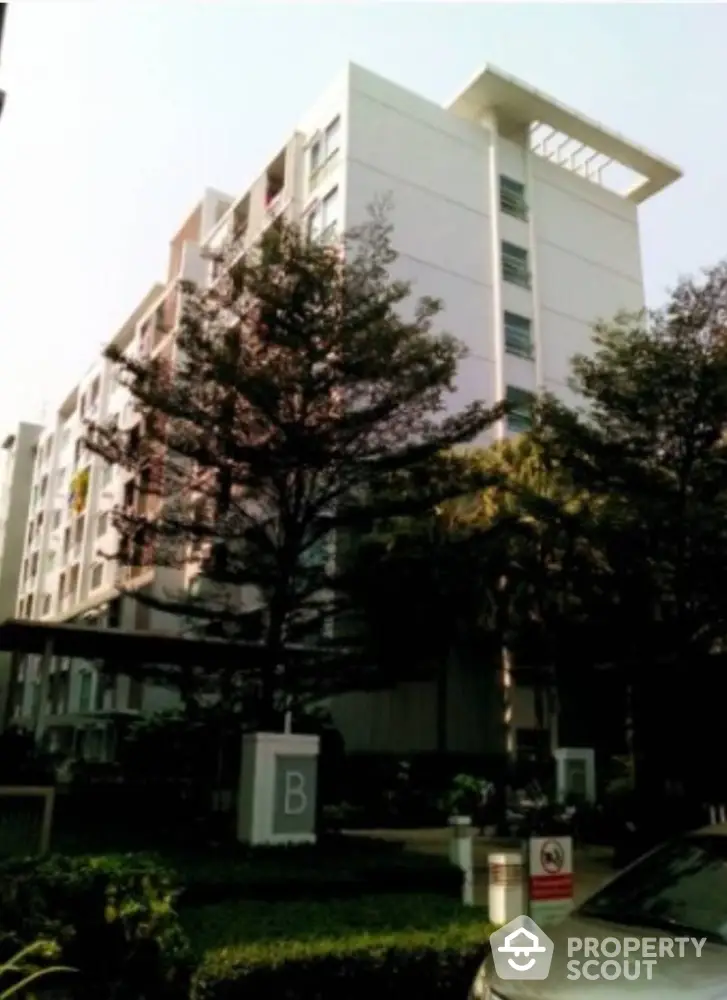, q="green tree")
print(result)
[346,436,606,755]
[87,209,505,727]
[535,263,727,790]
